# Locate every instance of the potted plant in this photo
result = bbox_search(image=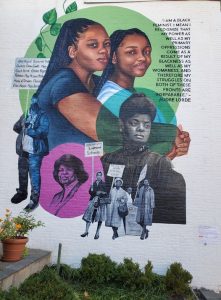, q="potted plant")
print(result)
[0,209,44,262]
